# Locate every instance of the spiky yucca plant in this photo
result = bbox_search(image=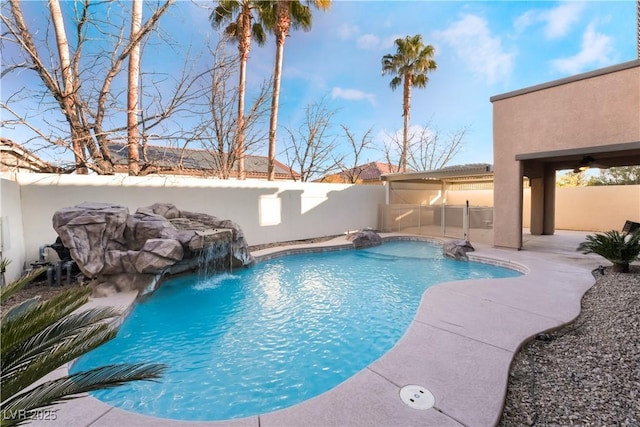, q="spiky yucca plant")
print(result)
[1,268,166,427]
[577,229,640,273]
